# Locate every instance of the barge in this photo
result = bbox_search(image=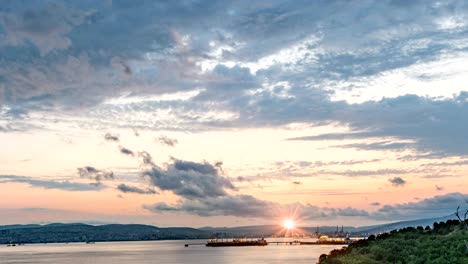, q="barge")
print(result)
[205,238,268,247]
